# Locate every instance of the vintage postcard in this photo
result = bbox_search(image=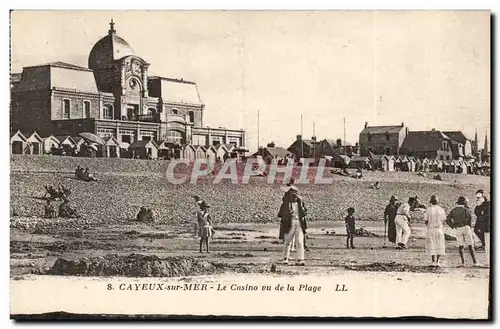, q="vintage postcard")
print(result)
[9,10,491,319]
